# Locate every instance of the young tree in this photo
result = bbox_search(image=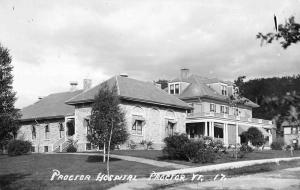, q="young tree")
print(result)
[257,16,300,49]
[0,44,21,152]
[228,81,249,159]
[87,83,128,173]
